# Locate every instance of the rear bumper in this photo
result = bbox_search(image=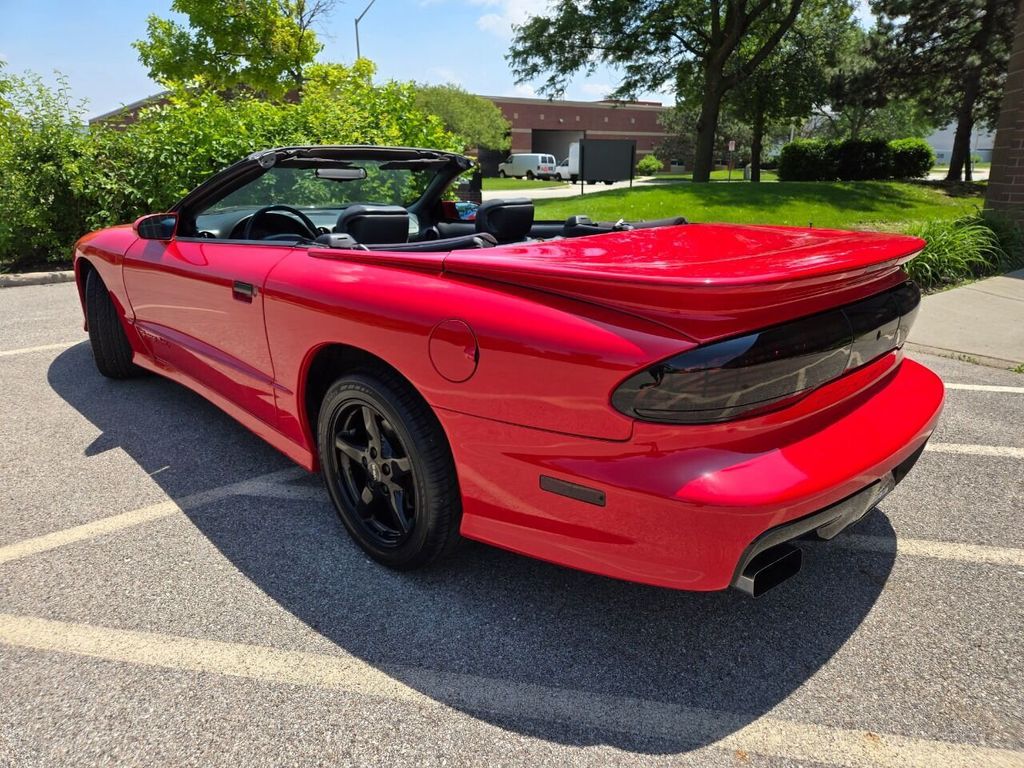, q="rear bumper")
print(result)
[438,355,944,591]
